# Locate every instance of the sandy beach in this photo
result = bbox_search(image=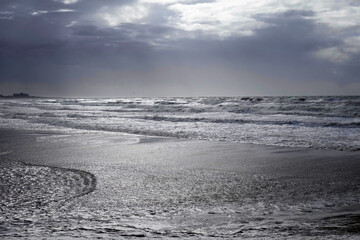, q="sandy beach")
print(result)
[1,129,360,239]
